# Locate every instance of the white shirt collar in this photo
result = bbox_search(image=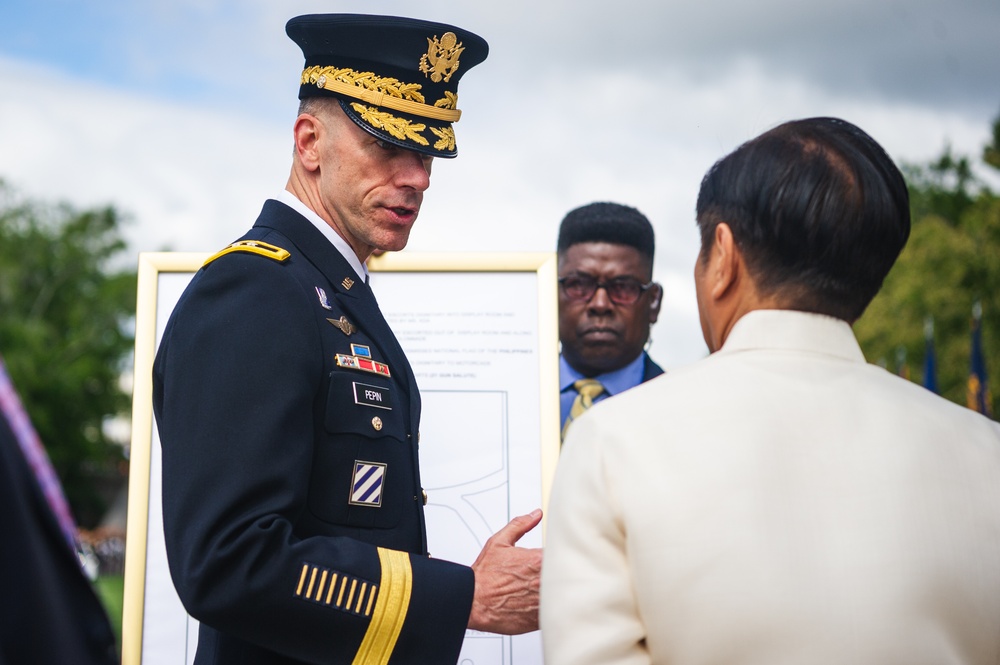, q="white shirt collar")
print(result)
[275,189,369,281]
